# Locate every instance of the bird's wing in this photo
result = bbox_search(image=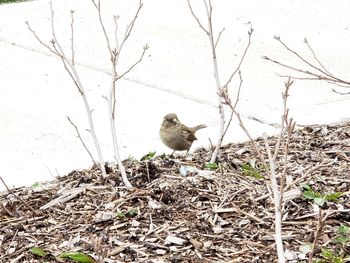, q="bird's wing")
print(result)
[181,125,197,141]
